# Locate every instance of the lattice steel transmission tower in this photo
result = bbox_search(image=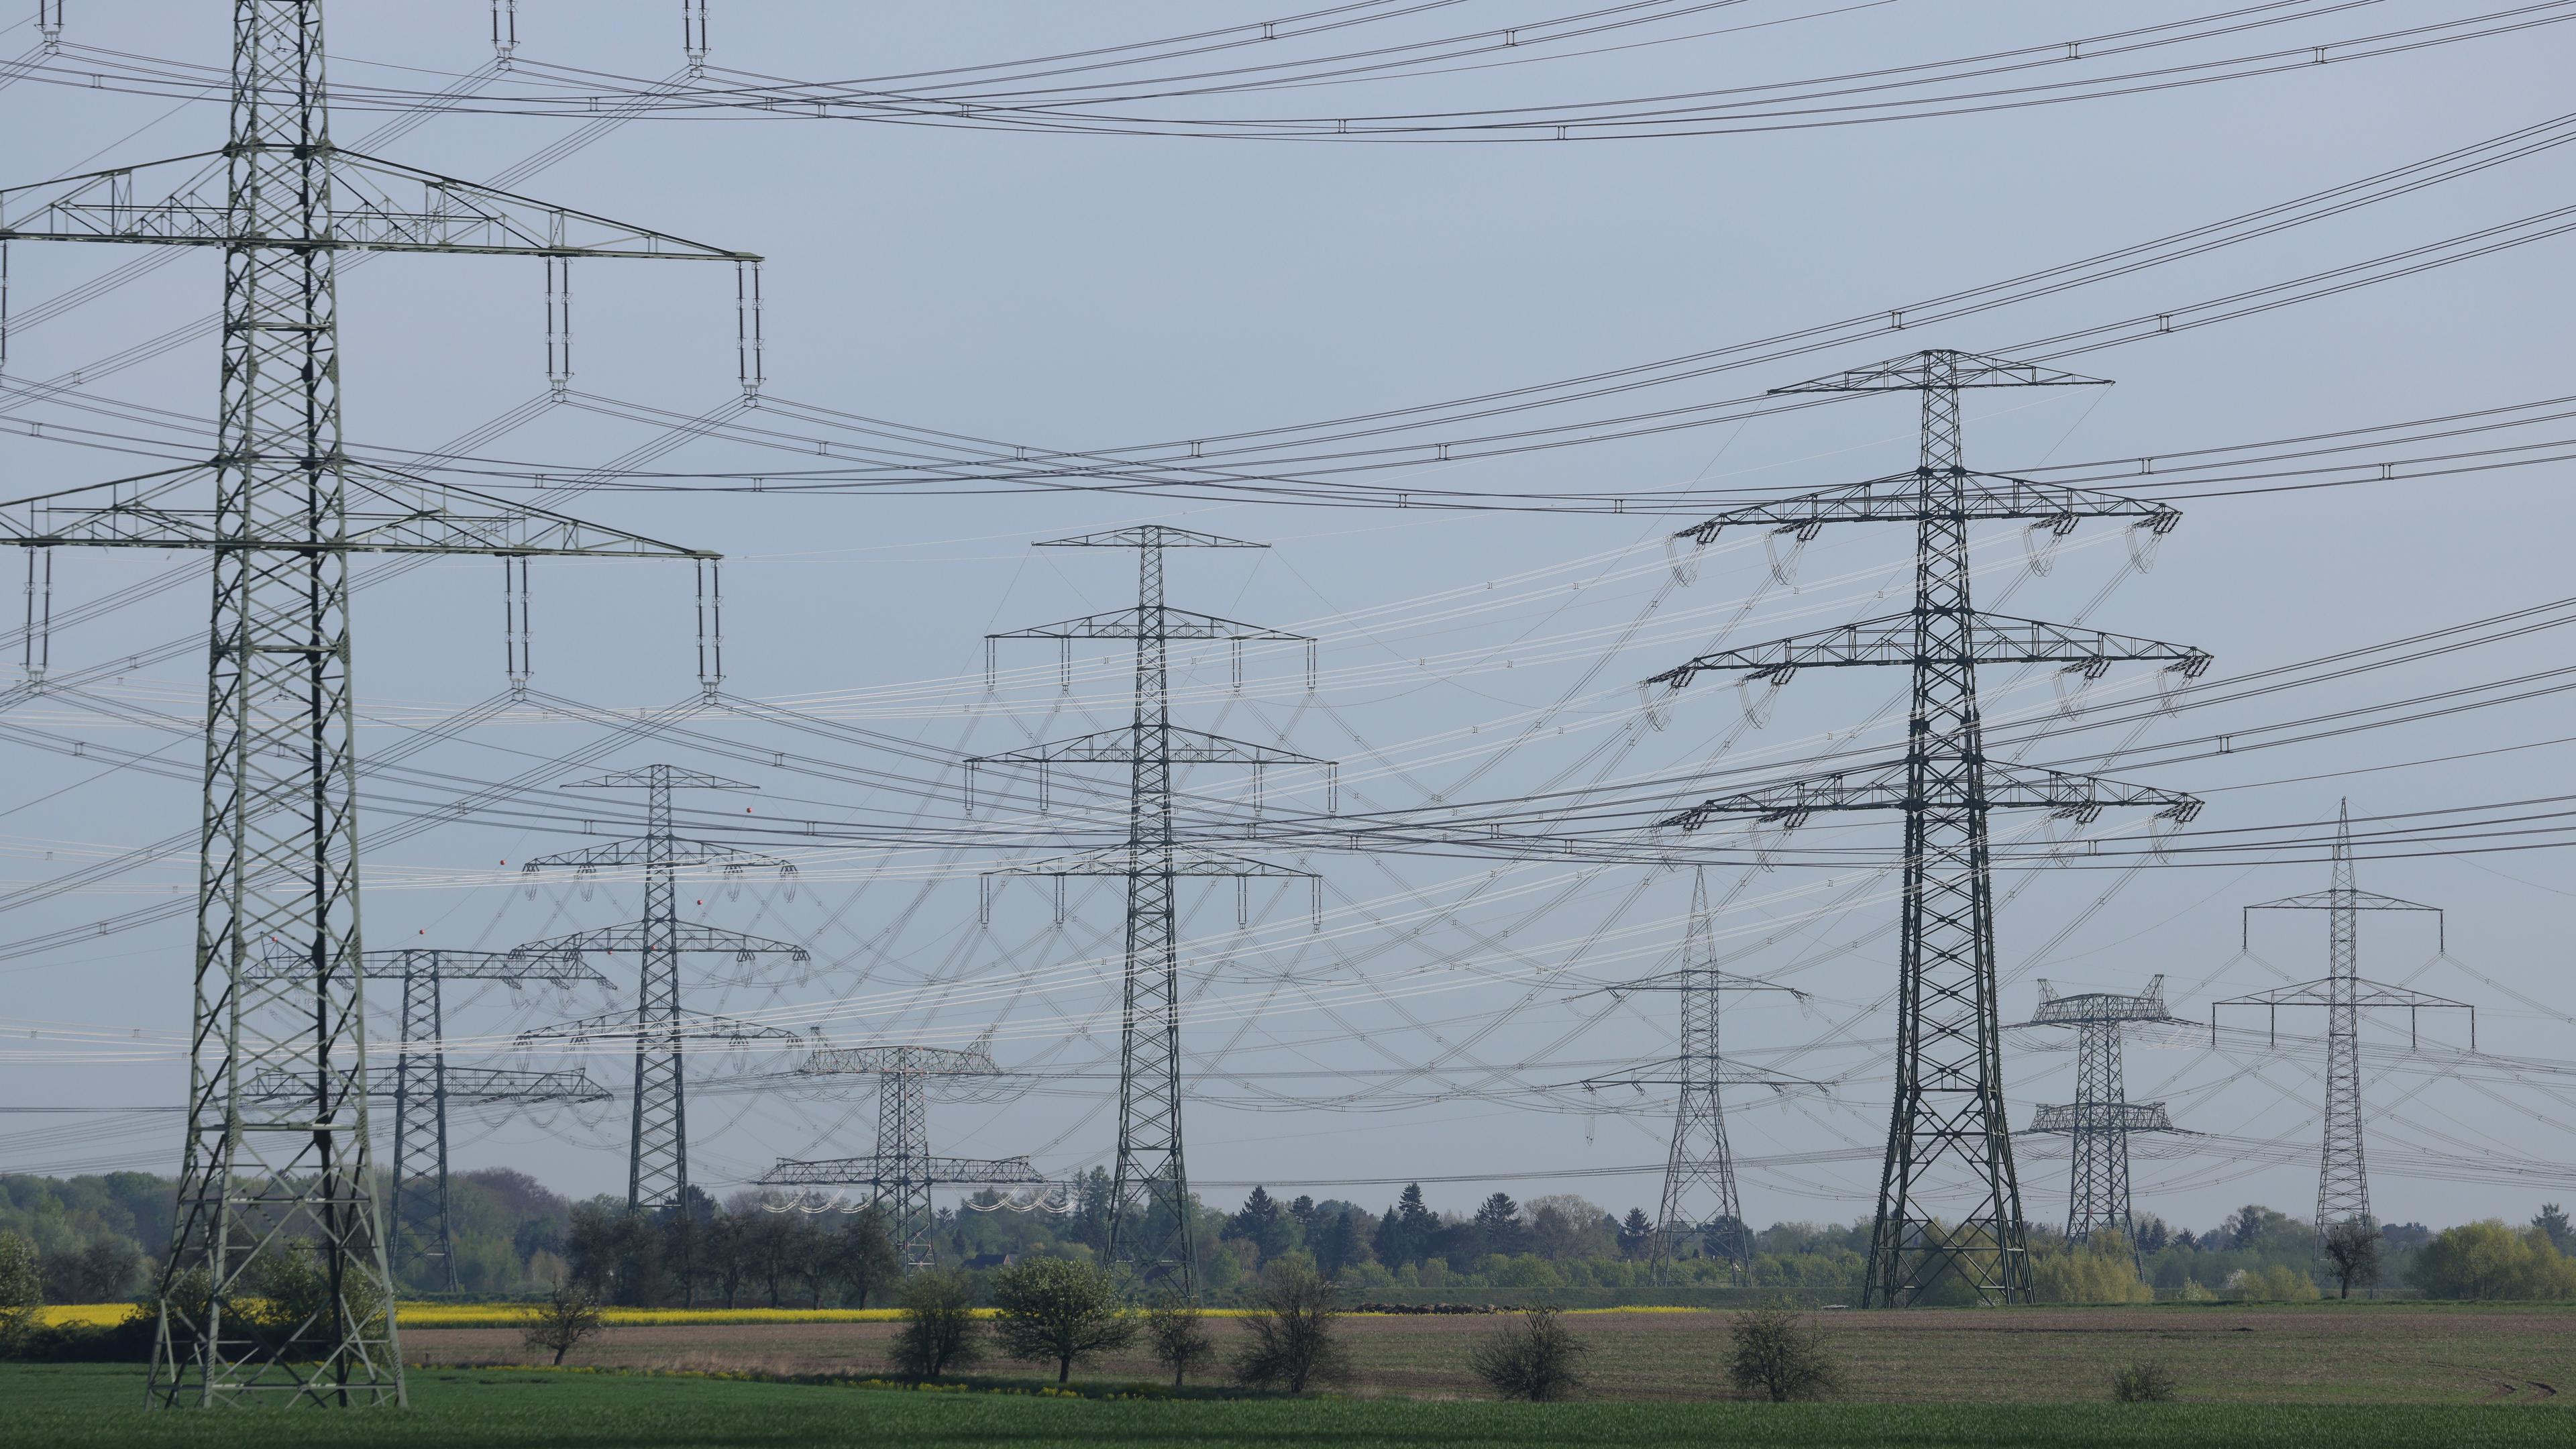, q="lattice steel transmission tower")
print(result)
[974,526,1328,1297]
[2019,976,2187,1248]
[515,767,808,1212]
[249,947,608,1289]
[2214,802,2471,1236]
[757,1034,1049,1271]
[1578,868,1815,1282]
[0,0,749,1407]
[1649,350,2210,1307]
